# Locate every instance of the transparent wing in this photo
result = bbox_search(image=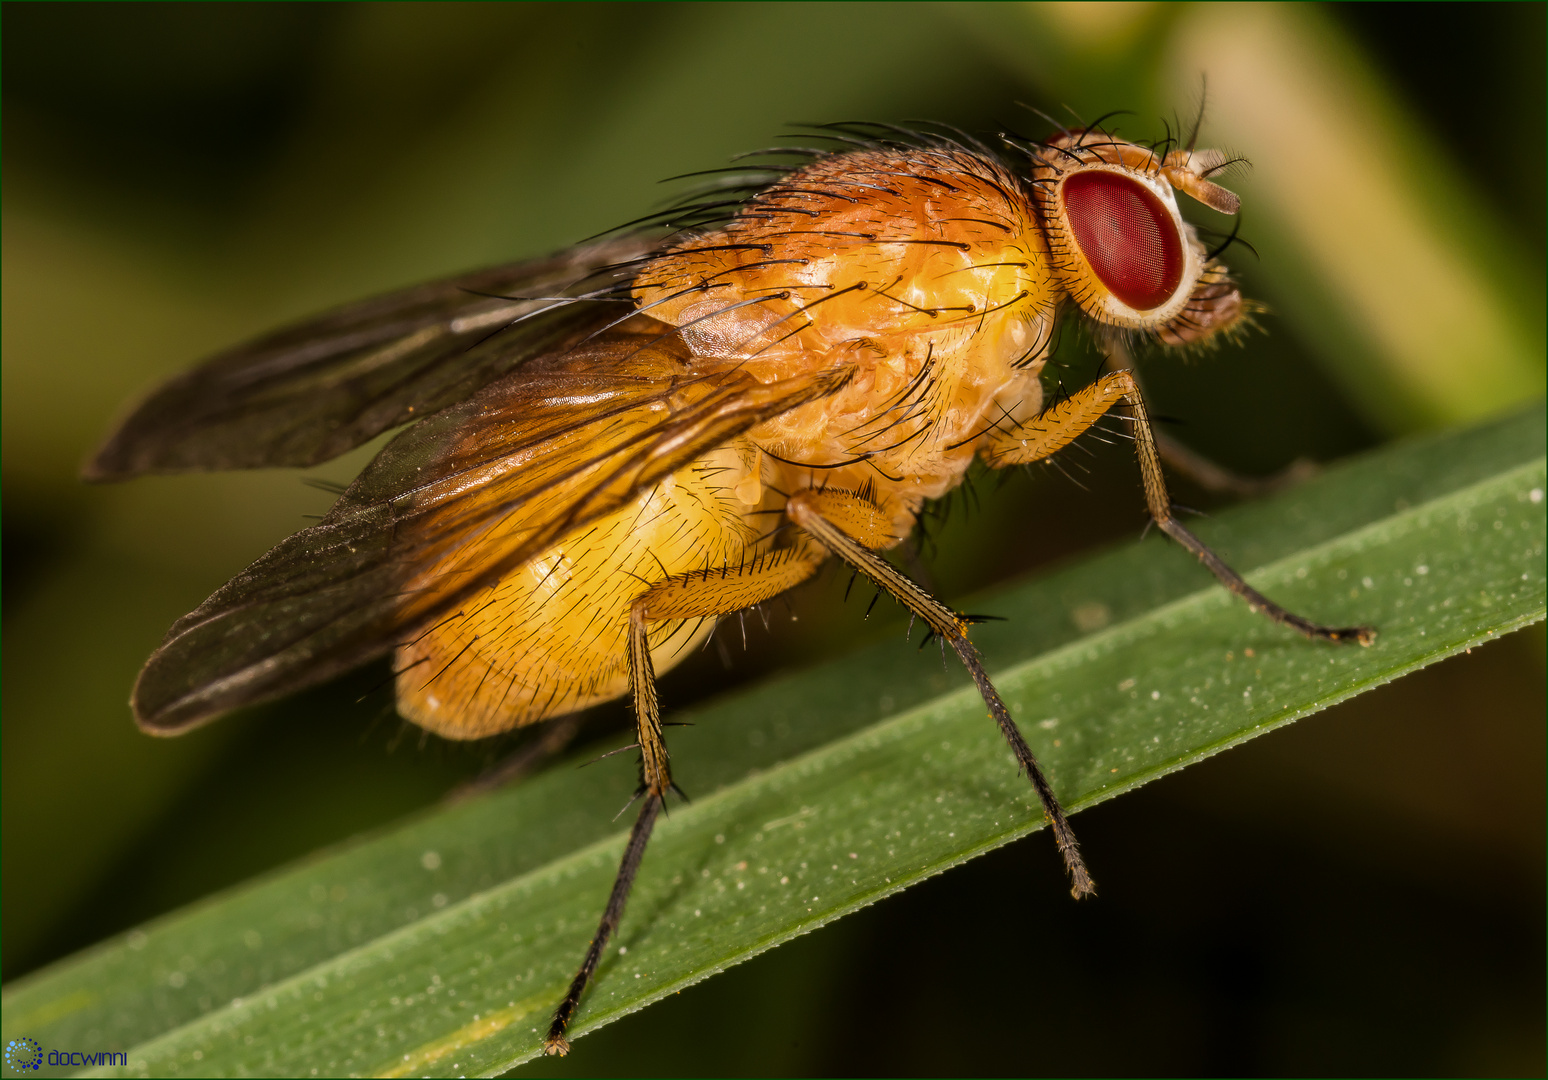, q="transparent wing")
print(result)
[84,236,660,479]
[131,328,851,733]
